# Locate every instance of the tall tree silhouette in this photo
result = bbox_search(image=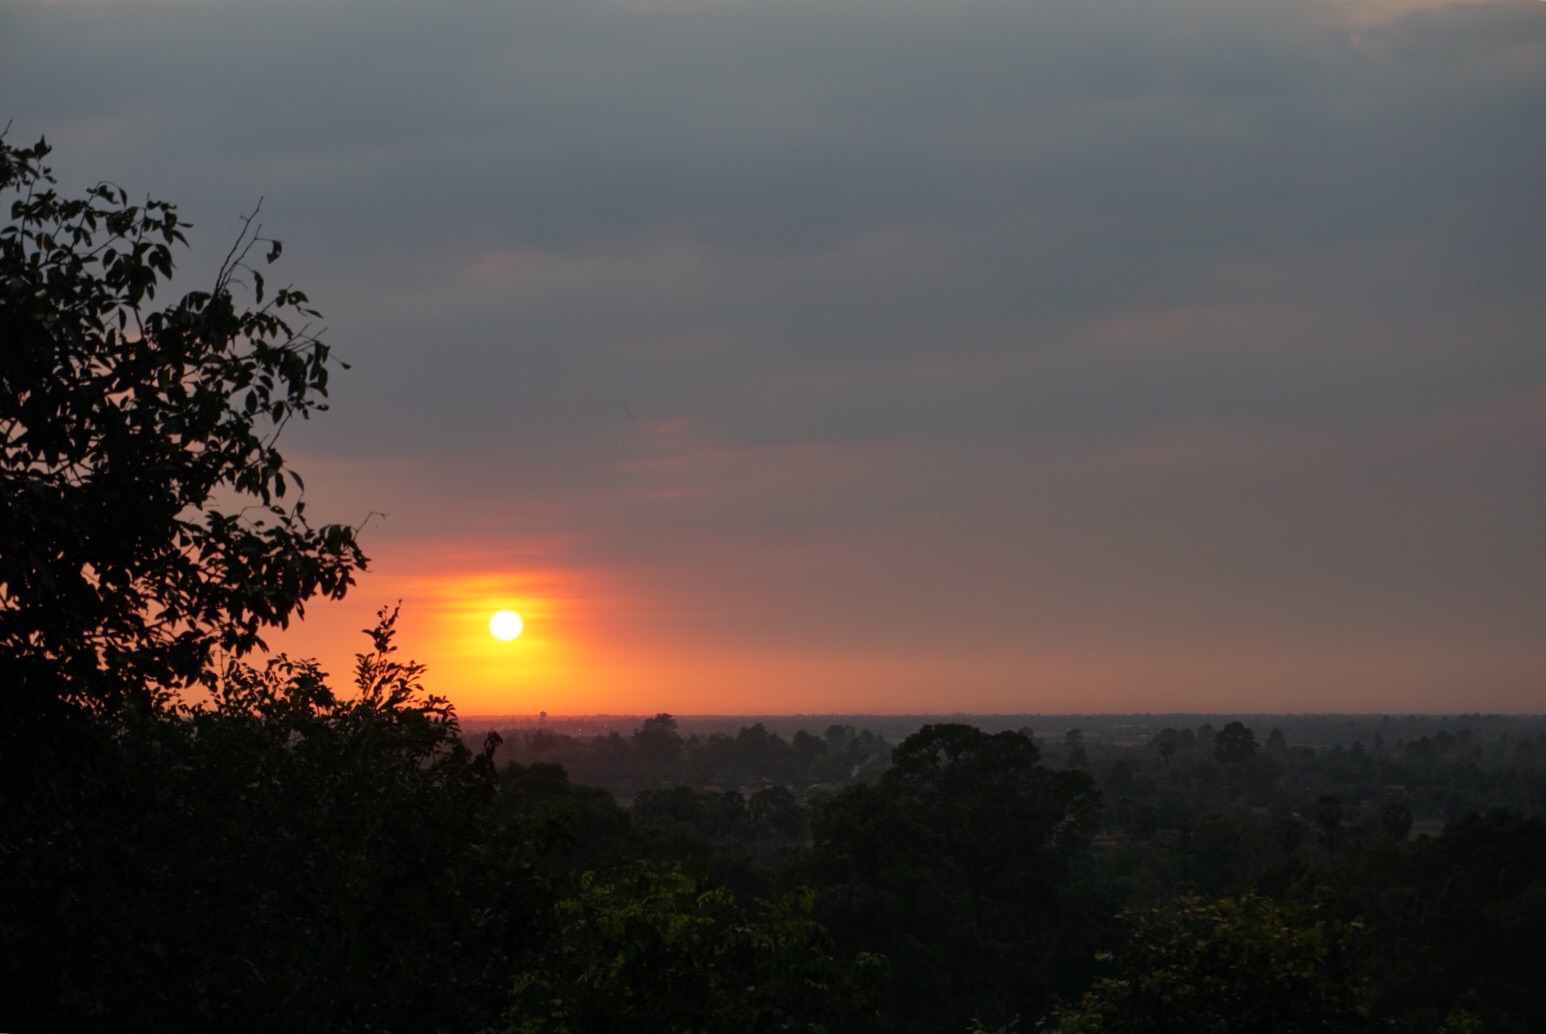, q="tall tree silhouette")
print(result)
[1,134,365,720]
